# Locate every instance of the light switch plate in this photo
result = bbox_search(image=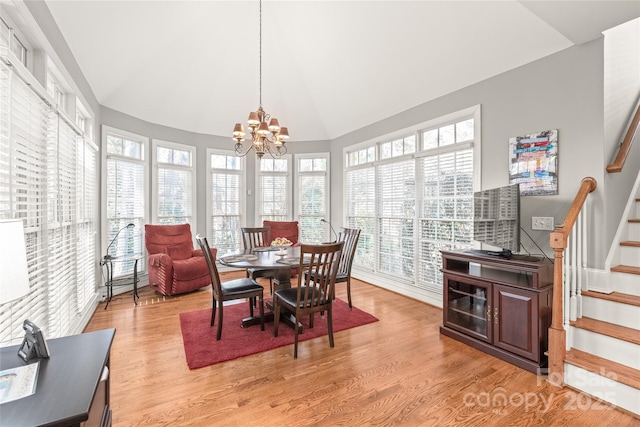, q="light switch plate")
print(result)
[532,216,554,231]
